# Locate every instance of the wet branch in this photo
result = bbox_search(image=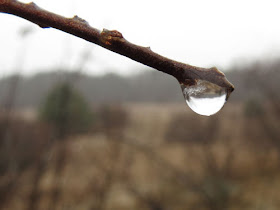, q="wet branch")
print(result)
[0,0,234,96]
